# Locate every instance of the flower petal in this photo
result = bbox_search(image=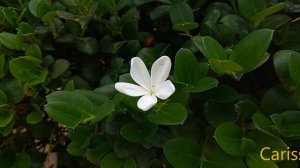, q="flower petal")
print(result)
[155,80,175,100]
[115,82,148,97]
[130,57,151,91]
[151,56,172,89]
[137,95,157,111]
